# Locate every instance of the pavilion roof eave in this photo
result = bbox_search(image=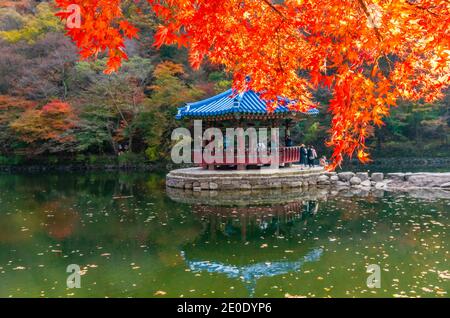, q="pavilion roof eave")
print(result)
[176,89,319,121]
[176,111,309,122]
